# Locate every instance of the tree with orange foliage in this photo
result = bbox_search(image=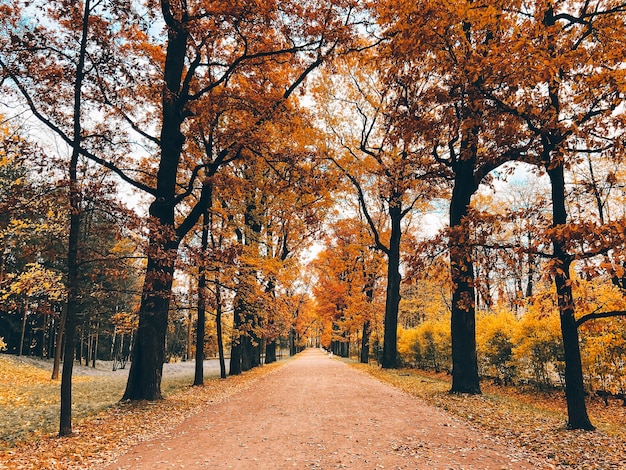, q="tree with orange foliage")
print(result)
[311,218,385,359]
[2,0,366,401]
[478,1,626,430]
[316,48,438,368]
[374,0,534,392]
